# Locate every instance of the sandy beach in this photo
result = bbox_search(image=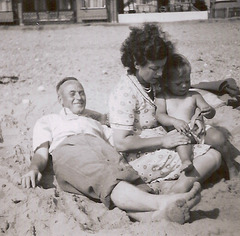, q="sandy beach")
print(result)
[0,19,240,235]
